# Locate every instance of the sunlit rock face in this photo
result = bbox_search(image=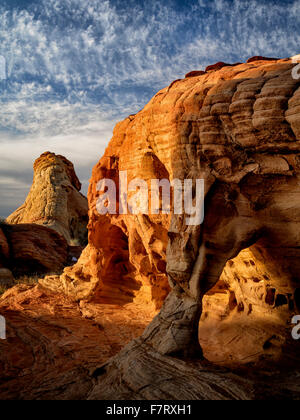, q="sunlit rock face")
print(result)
[200,246,300,366]
[7,152,88,246]
[0,283,157,400]
[48,57,300,364]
